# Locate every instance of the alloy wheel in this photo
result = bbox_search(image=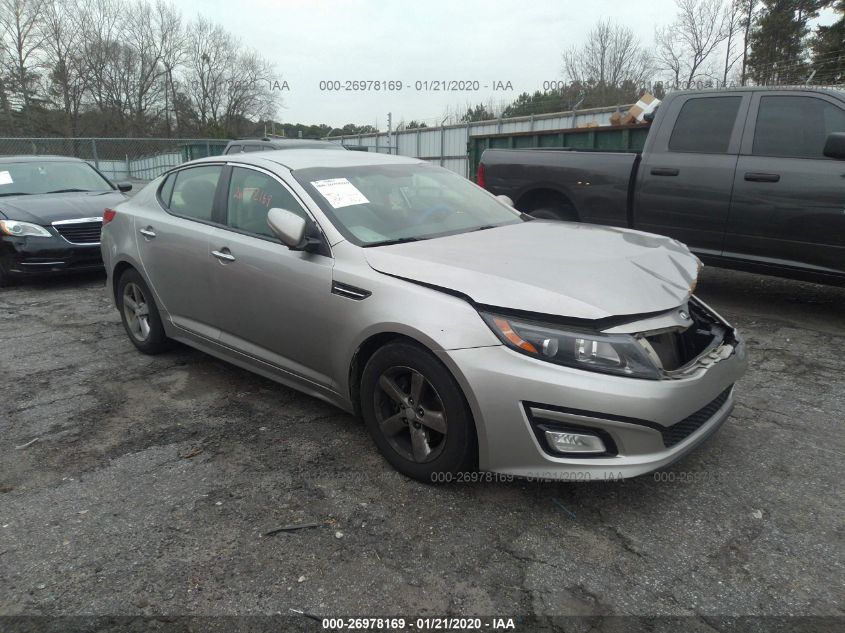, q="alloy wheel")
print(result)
[122,282,151,342]
[373,366,448,463]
